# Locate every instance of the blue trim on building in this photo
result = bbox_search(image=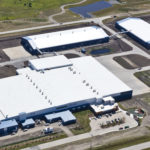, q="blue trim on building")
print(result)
[45,110,76,125]
[116,19,150,49]
[21,118,35,129]
[21,37,109,55]
[0,119,18,135]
